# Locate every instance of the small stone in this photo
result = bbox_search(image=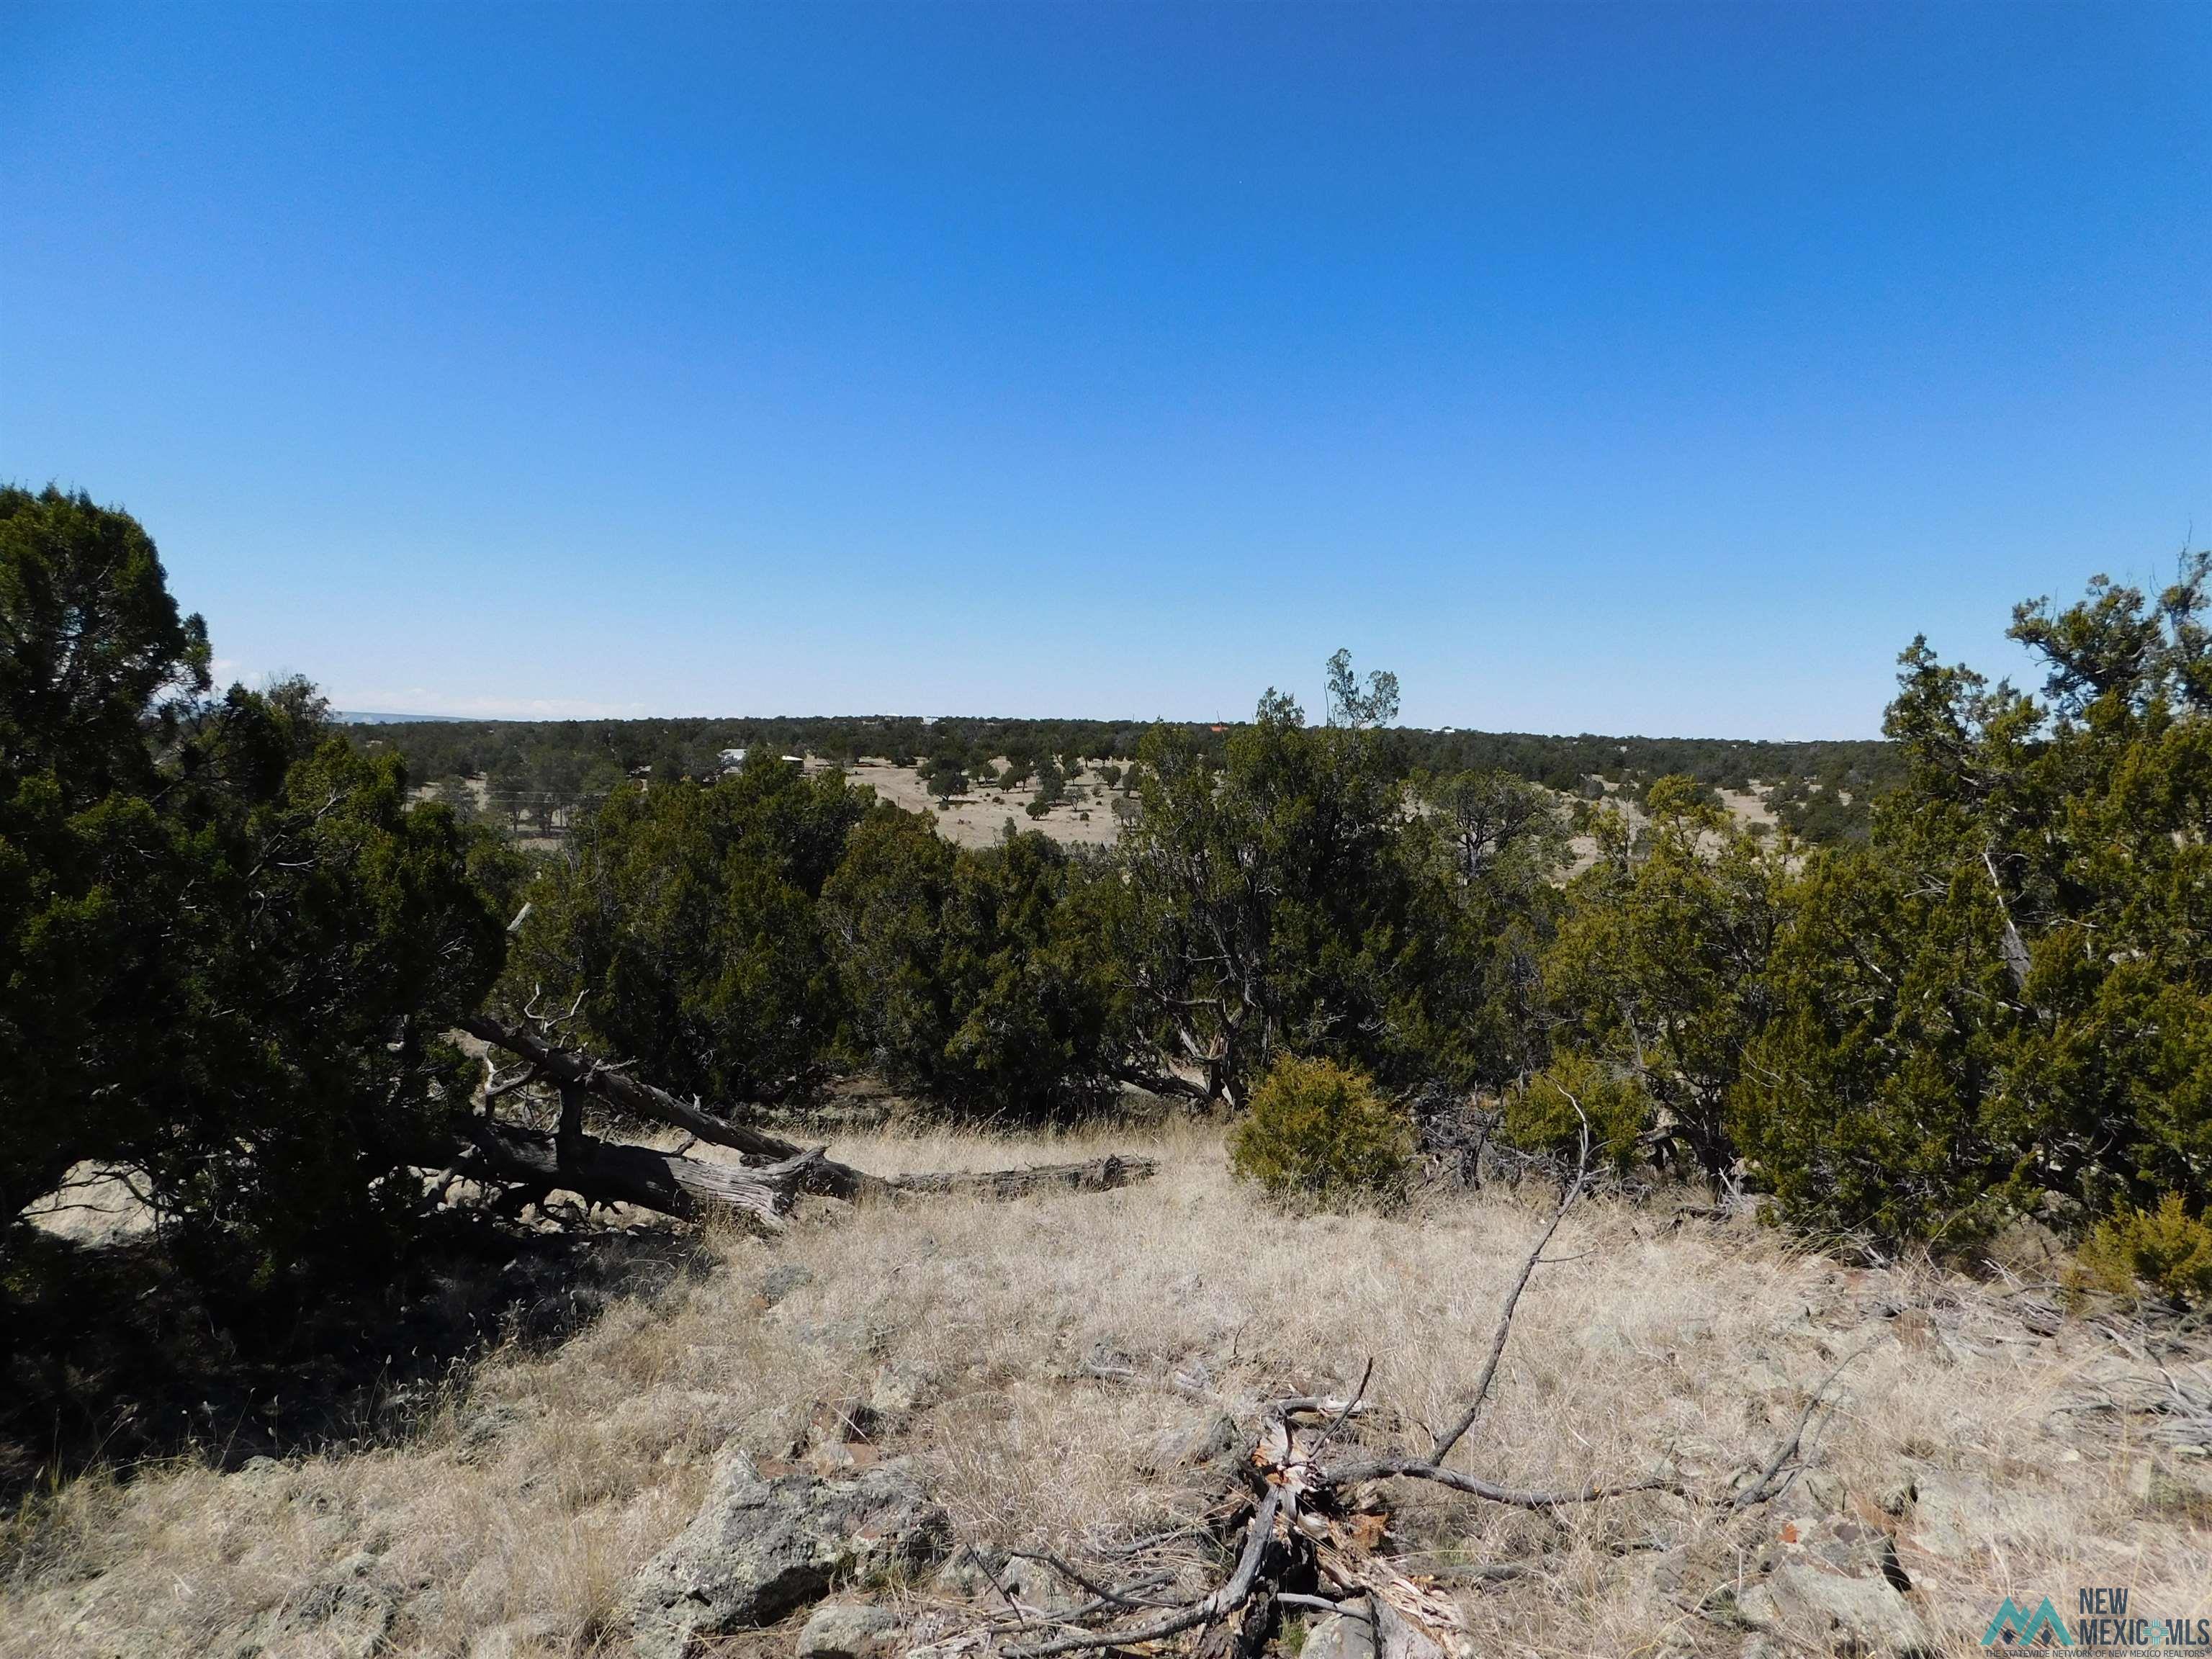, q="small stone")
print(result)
[1876,1475,1917,1516]
[868,1361,930,1422]
[796,1601,901,1659]
[1138,1412,1240,1477]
